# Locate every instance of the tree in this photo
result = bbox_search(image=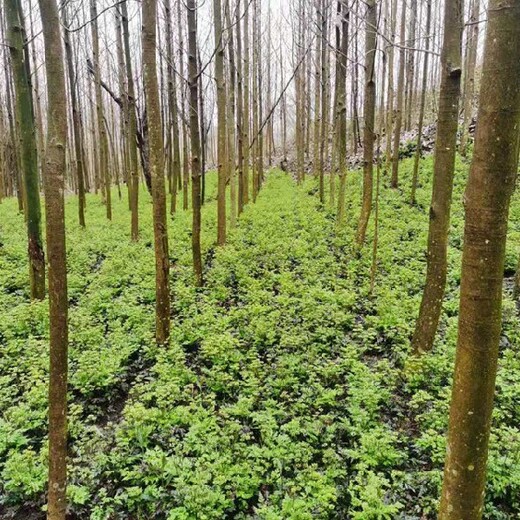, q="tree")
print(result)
[142,0,170,344]
[90,0,112,220]
[439,1,520,516]
[384,0,397,172]
[411,0,463,355]
[5,0,45,299]
[187,0,203,286]
[294,0,306,186]
[335,0,349,226]
[121,0,140,240]
[242,0,250,205]
[225,0,237,227]
[404,0,417,131]
[214,0,227,245]
[236,0,245,213]
[410,0,432,205]
[318,0,329,205]
[356,0,377,246]
[38,0,69,513]
[390,0,406,188]
[165,0,181,216]
[459,0,480,156]
[62,2,86,228]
